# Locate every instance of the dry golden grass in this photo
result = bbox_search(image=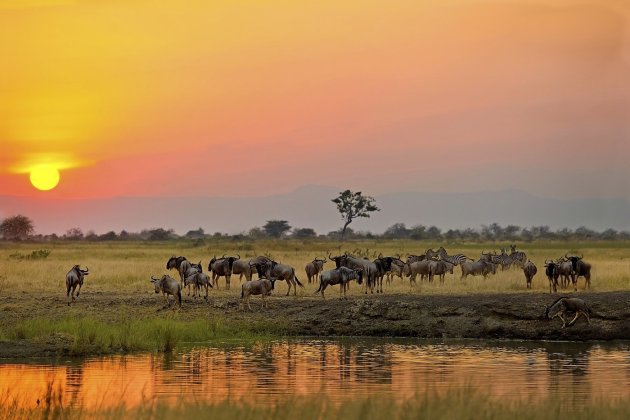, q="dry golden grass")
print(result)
[1,239,629,298]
